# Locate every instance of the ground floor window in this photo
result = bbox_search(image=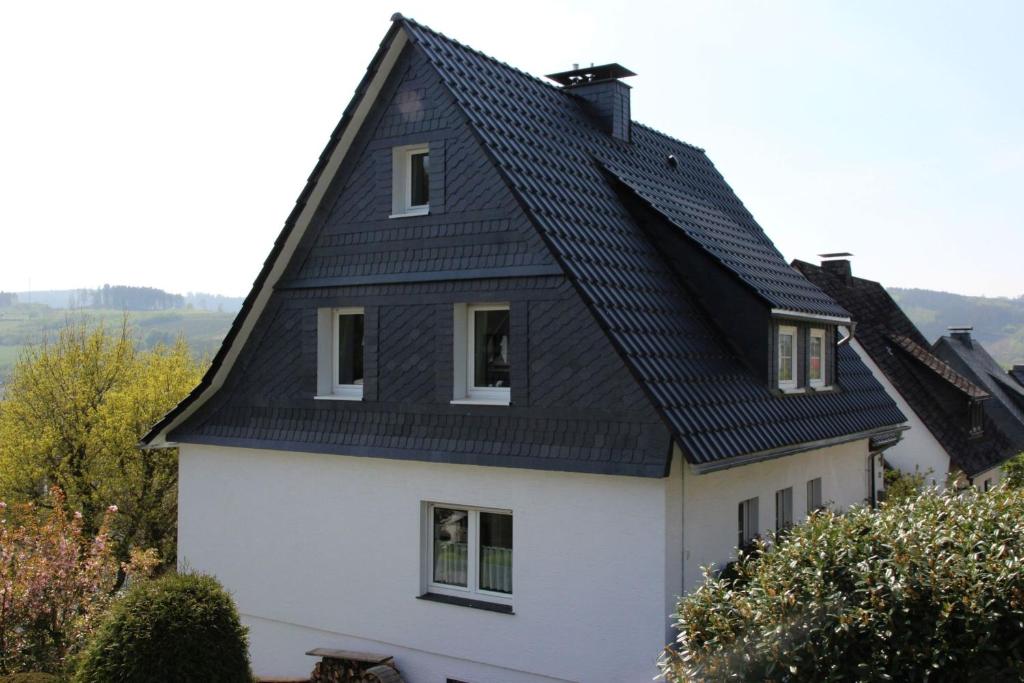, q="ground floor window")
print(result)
[807,477,823,513]
[427,504,512,605]
[775,487,793,532]
[738,497,759,550]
